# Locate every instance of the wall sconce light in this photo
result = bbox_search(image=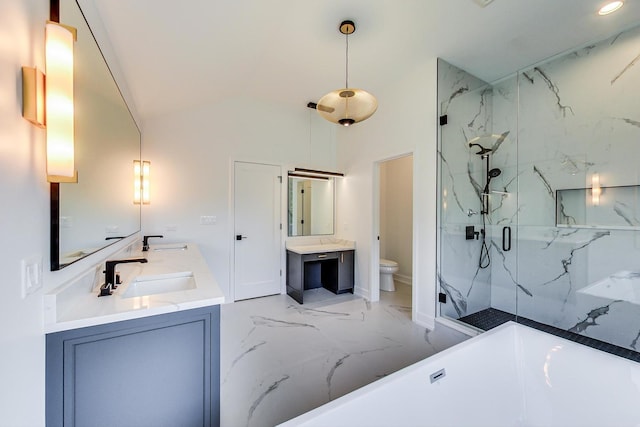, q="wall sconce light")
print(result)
[21,67,46,127]
[134,160,151,204]
[591,173,601,206]
[22,21,77,183]
[46,21,77,182]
